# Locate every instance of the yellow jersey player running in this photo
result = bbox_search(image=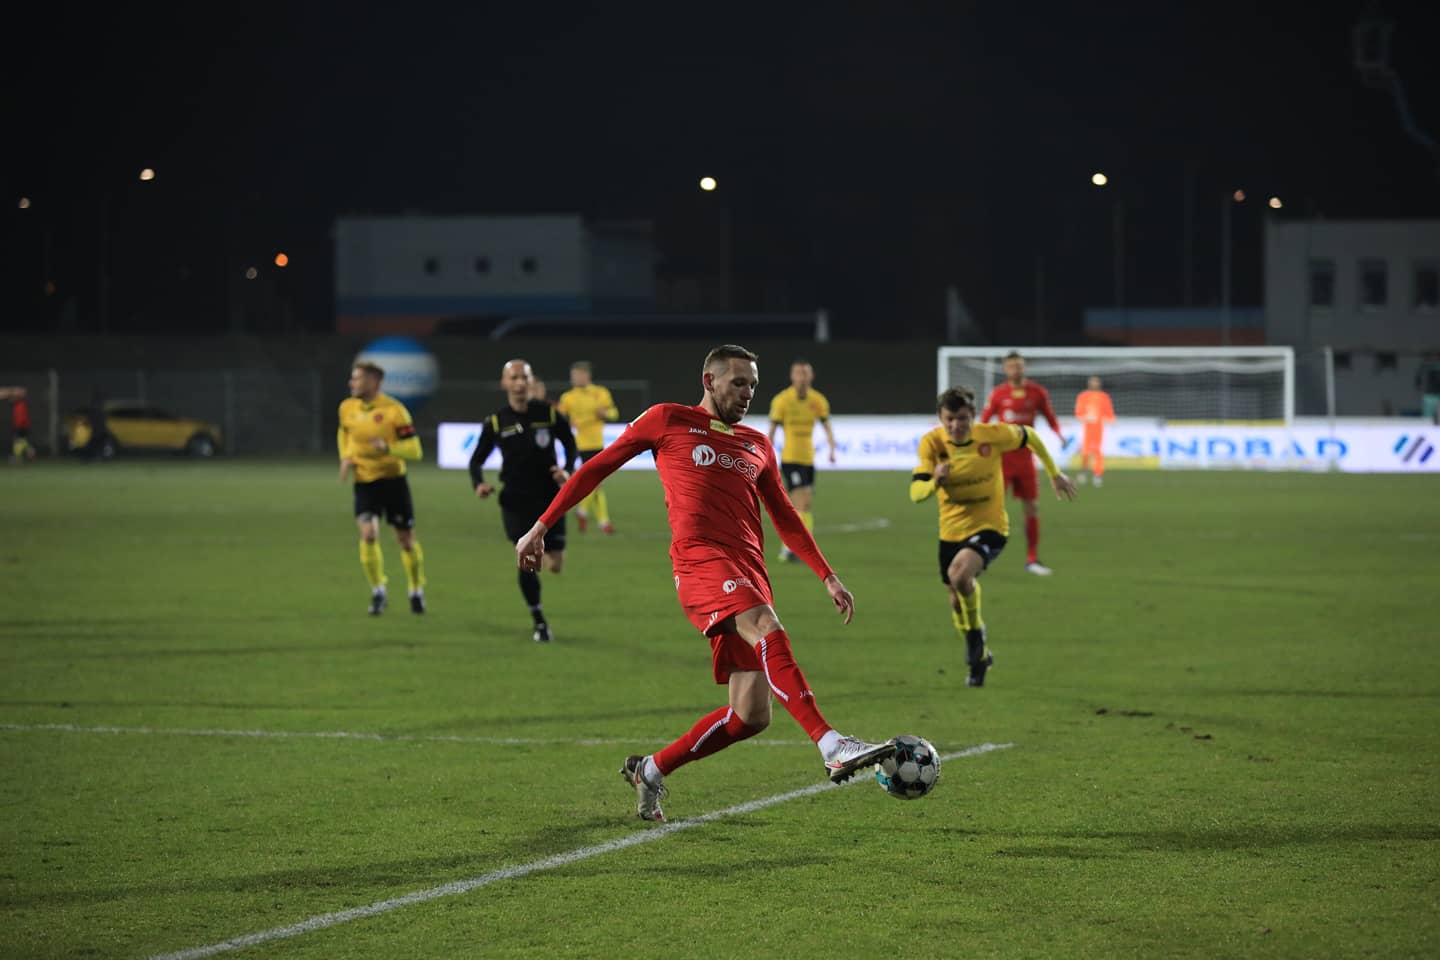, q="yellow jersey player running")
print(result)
[768,360,837,563]
[556,361,619,533]
[911,387,1076,686]
[338,361,427,615]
